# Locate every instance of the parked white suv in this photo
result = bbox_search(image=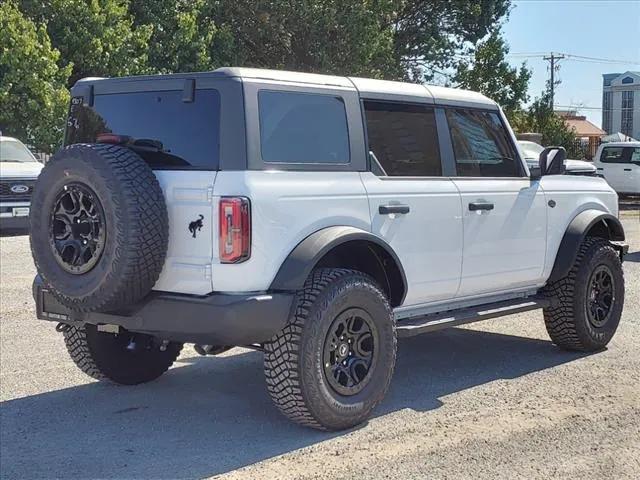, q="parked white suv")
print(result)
[0,136,43,232]
[593,141,640,195]
[30,68,628,430]
[518,140,597,176]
